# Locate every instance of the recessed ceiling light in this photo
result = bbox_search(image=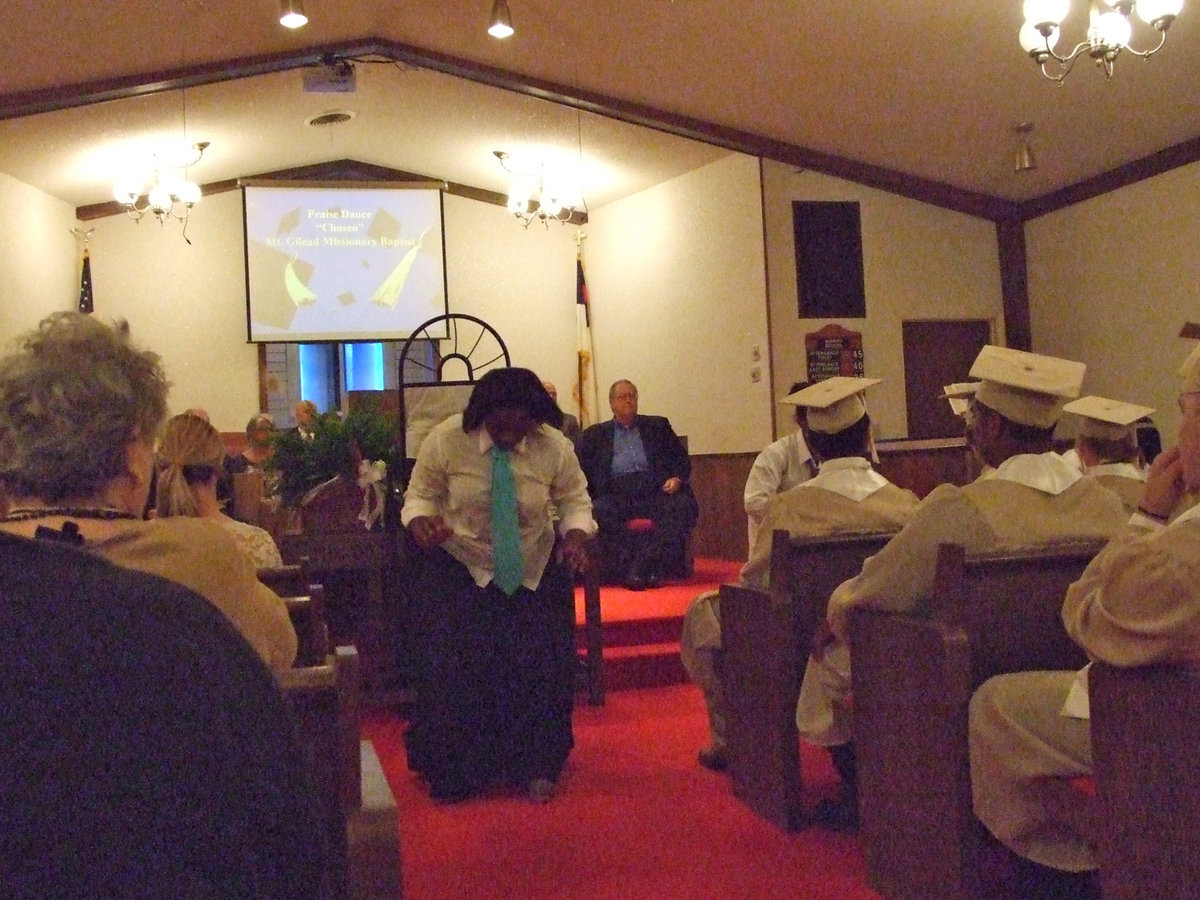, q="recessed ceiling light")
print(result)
[305,111,356,128]
[280,0,308,29]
